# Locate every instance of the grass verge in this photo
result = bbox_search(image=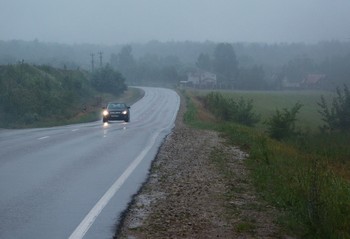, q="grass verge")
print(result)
[6,87,144,128]
[183,90,350,238]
